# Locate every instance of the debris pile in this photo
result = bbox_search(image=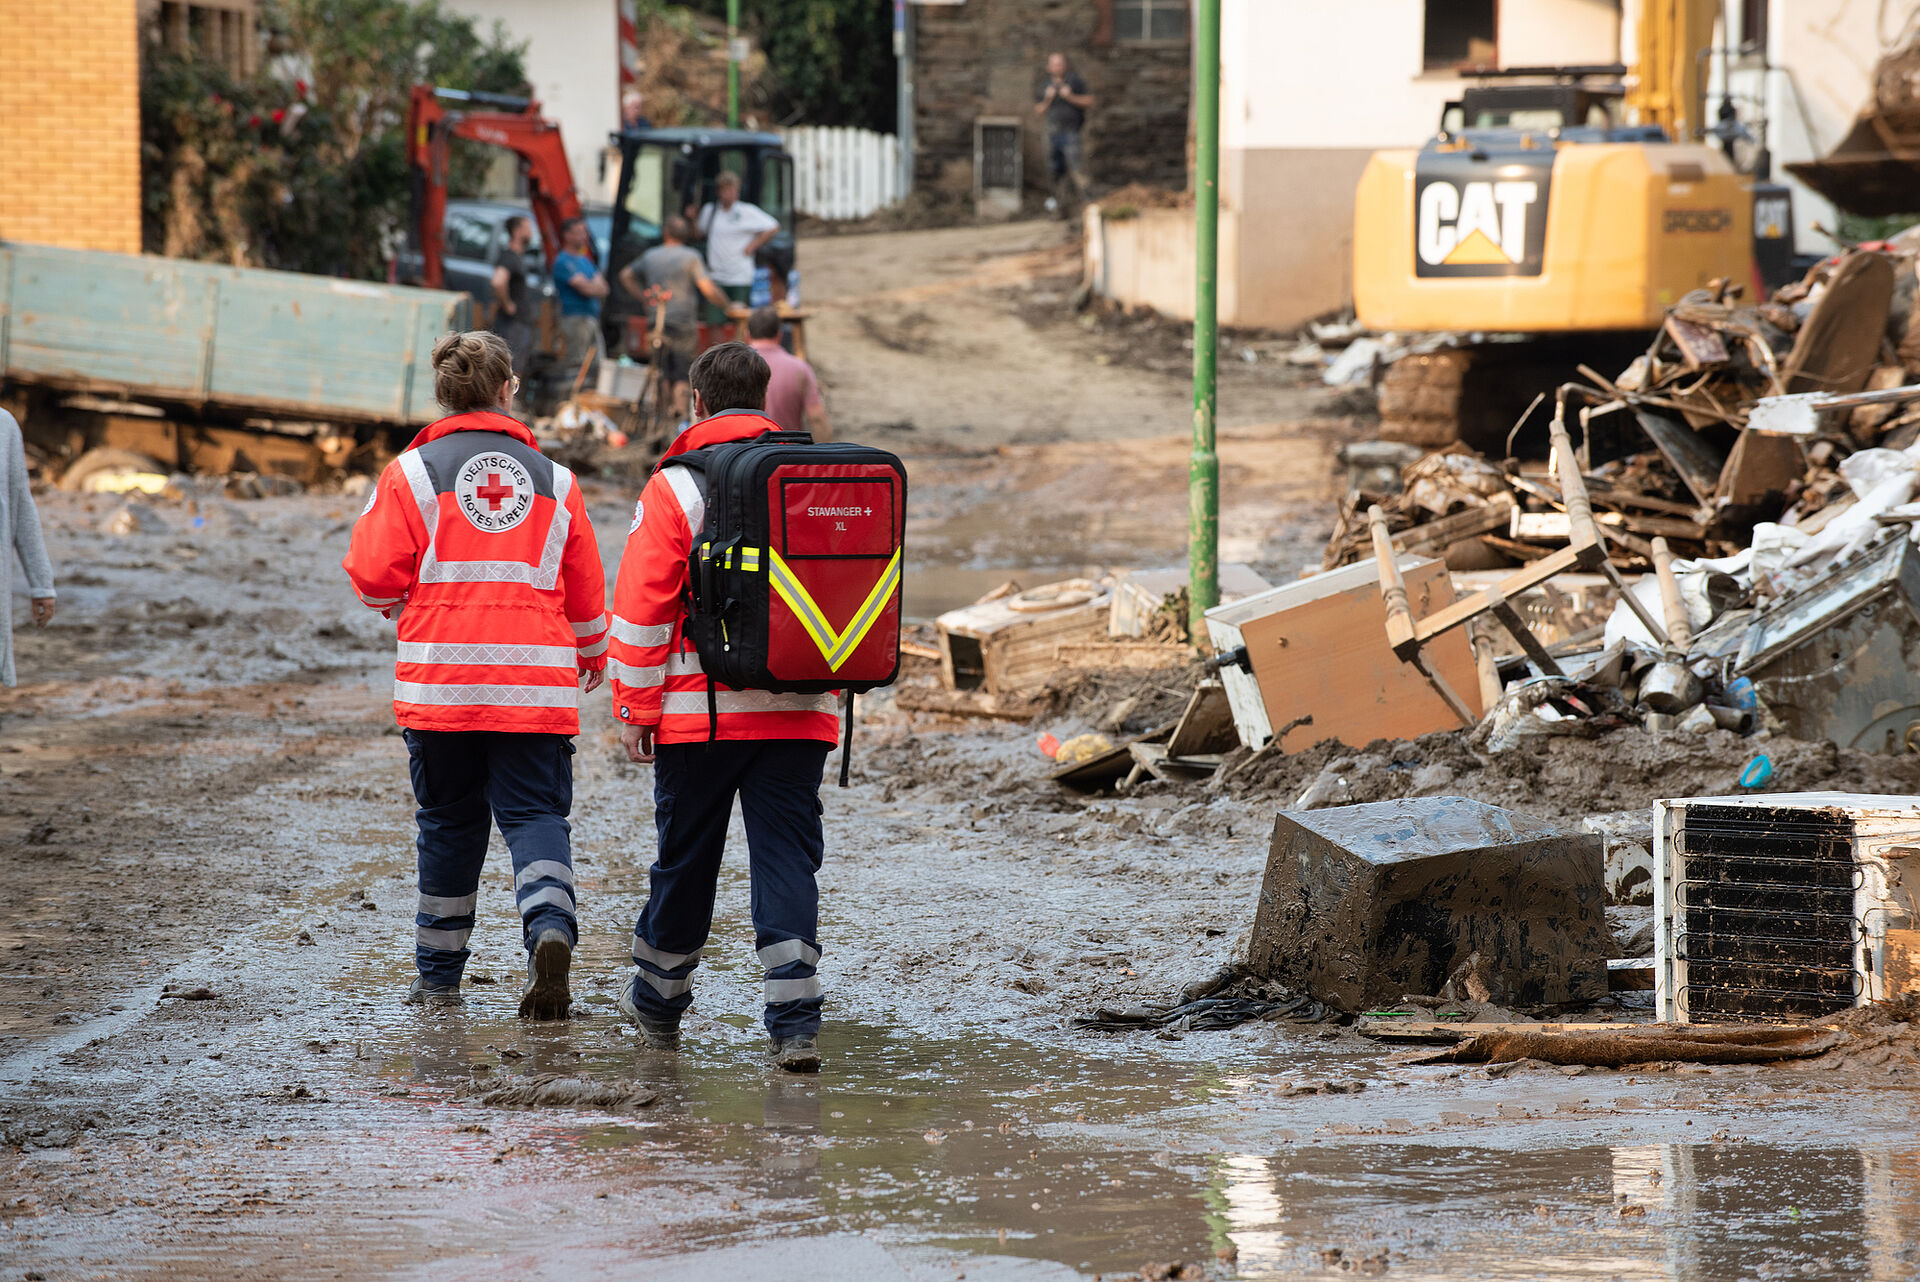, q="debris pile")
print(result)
[1304,241,1920,756]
